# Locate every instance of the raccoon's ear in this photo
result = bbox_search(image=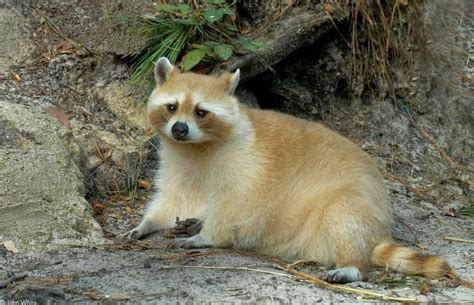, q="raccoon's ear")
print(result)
[226,69,240,95]
[154,57,174,86]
